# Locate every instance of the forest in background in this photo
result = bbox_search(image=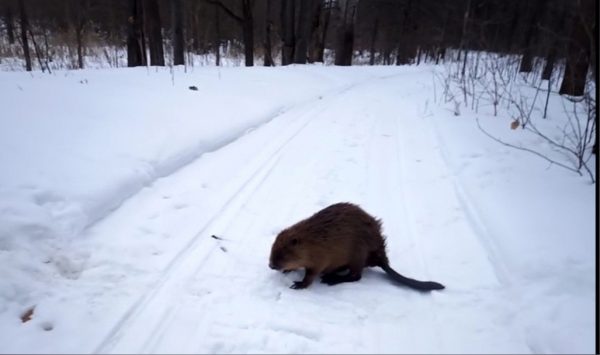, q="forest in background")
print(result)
[0,0,596,97]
